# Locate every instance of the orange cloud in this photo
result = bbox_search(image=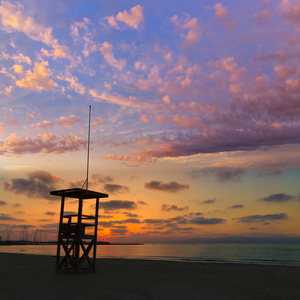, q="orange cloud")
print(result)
[55,114,81,127]
[15,61,58,91]
[89,90,140,108]
[0,122,5,135]
[31,120,54,130]
[41,47,69,60]
[101,154,157,163]
[12,64,23,74]
[92,117,105,126]
[0,1,58,48]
